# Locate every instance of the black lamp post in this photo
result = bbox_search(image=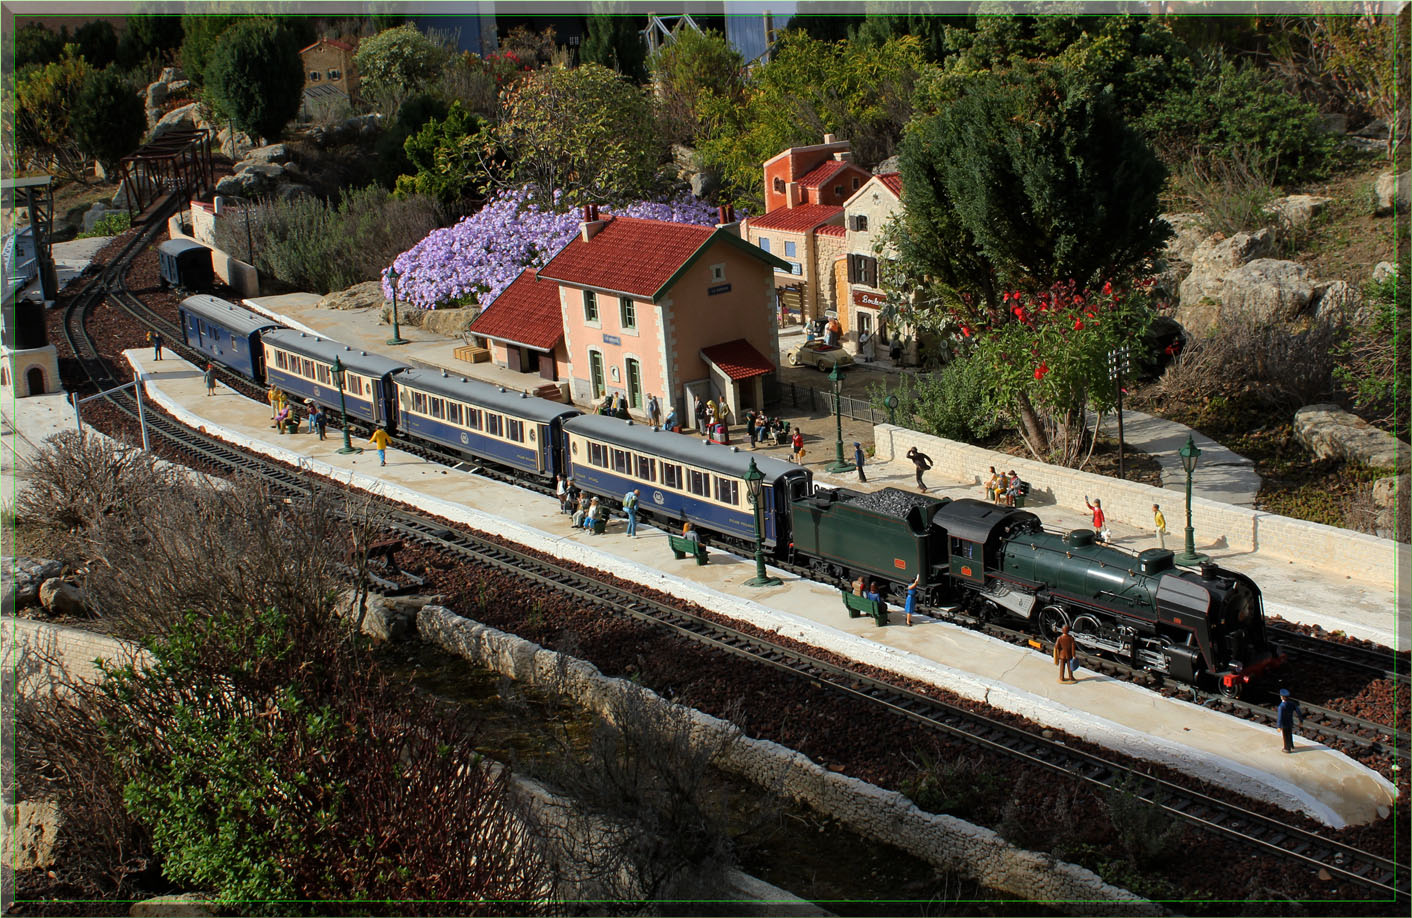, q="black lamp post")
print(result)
[743,458,782,588]
[386,266,407,346]
[1108,346,1129,479]
[826,362,852,473]
[333,355,362,456]
[885,394,898,426]
[1175,433,1207,565]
